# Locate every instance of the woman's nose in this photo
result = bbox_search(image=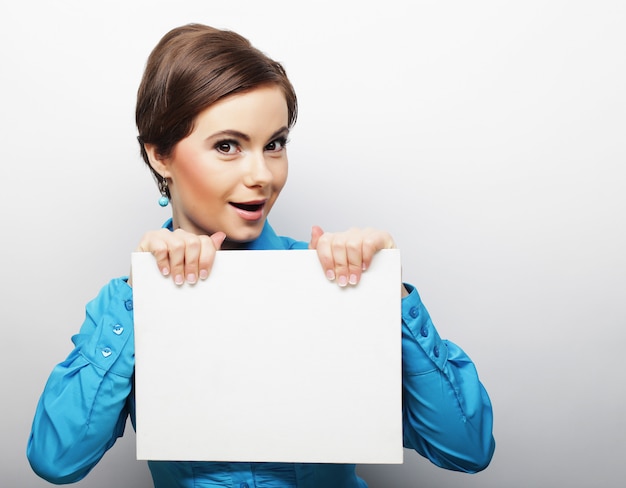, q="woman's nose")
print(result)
[243,153,272,187]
